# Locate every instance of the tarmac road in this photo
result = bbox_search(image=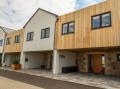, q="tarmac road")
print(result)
[0,69,103,89]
